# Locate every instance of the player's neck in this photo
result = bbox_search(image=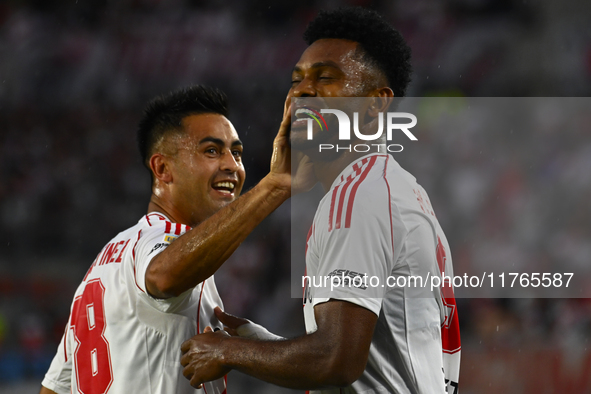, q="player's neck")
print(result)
[147,194,189,226]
